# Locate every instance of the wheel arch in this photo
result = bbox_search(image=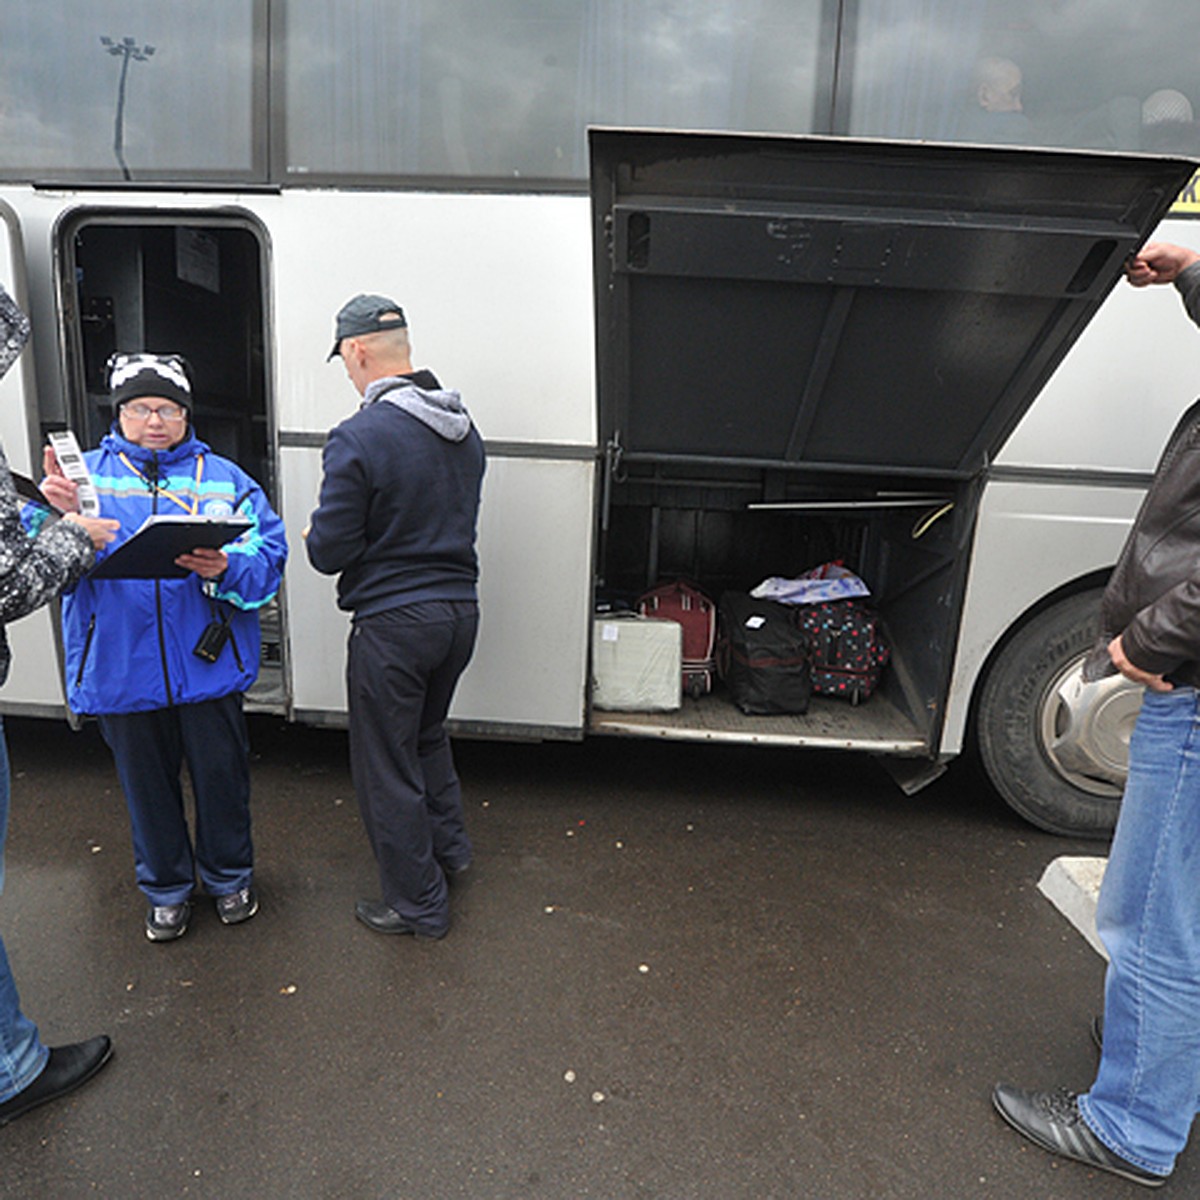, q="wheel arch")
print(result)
[964,566,1112,746]
[968,571,1137,837]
